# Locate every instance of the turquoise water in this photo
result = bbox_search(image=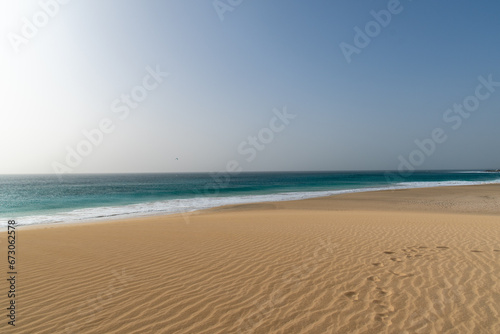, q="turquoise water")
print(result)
[1,171,499,227]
